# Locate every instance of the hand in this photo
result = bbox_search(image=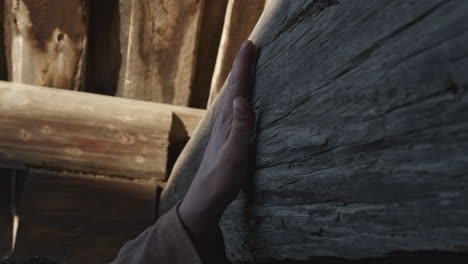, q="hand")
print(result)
[178,40,256,260]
